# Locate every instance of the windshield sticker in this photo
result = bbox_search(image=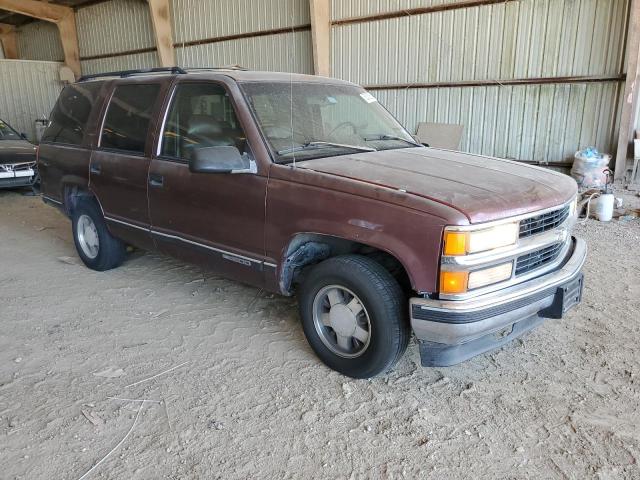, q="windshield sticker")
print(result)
[360,92,378,104]
[326,96,337,104]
